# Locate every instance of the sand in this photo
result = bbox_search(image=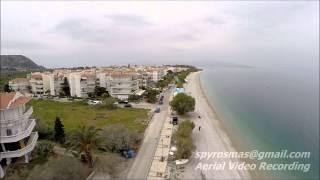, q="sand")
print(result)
[181,71,251,179]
